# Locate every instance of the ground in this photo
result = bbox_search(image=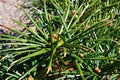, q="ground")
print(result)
[0,0,28,31]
